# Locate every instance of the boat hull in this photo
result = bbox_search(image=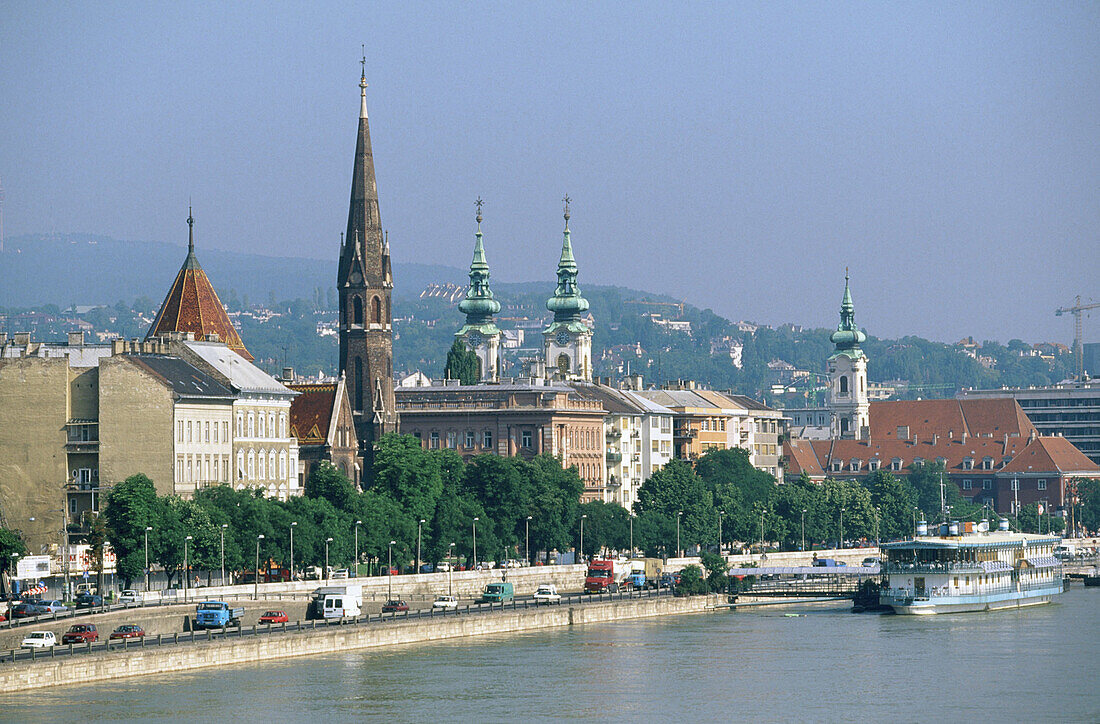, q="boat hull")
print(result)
[884,586,1062,615]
